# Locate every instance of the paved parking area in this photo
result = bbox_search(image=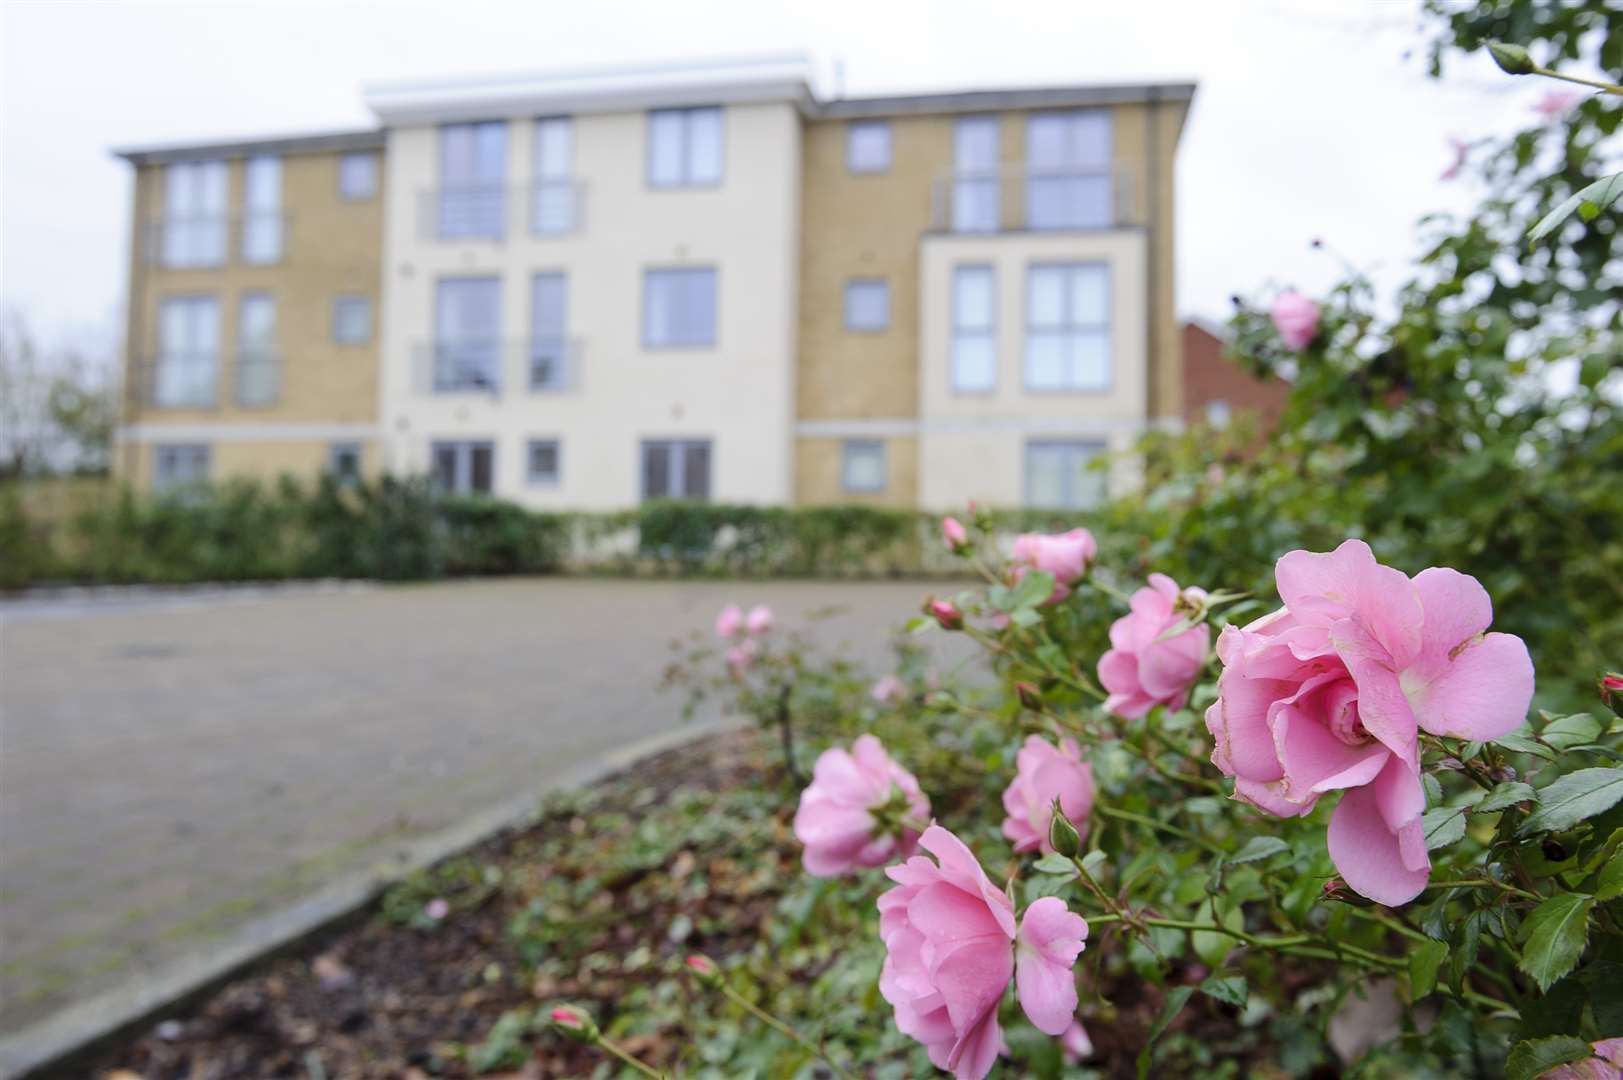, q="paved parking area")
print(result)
[0,578,943,1039]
